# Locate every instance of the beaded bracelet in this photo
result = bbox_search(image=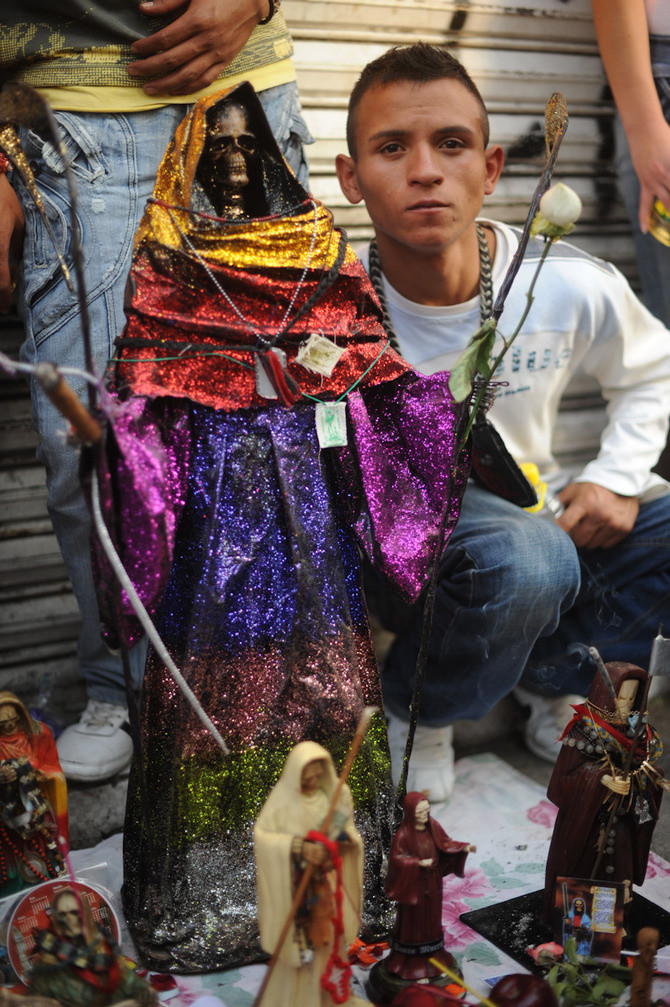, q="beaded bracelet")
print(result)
[258,0,281,24]
[0,151,11,175]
